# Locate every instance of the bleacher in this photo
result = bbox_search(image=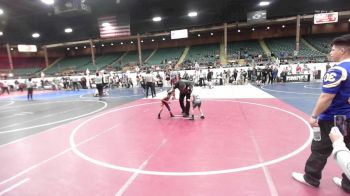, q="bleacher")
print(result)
[12,67,43,77]
[45,56,91,75]
[79,53,123,72]
[265,37,325,60]
[119,50,153,66]
[304,34,341,54]
[10,57,49,77]
[227,40,264,60]
[185,43,219,65]
[146,47,184,67]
